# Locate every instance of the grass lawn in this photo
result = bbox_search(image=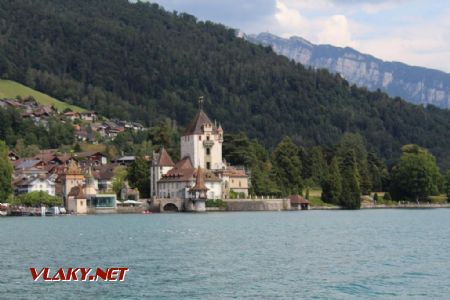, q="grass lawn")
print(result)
[79,143,107,153]
[308,195,338,207]
[0,79,84,112]
[428,195,448,204]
